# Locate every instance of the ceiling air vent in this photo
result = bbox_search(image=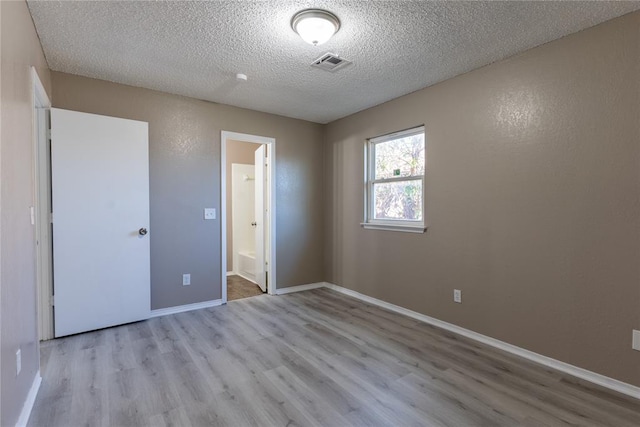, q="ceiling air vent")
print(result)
[311,53,351,72]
